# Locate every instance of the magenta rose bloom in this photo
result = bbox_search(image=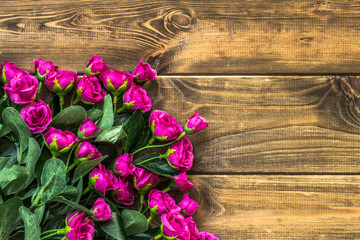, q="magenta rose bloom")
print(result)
[133,168,159,194]
[197,232,221,240]
[113,153,135,178]
[66,211,95,240]
[91,198,113,222]
[121,84,151,113]
[85,55,109,75]
[179,194,198,216]
[148,189,181,218]
[112,176,134,206]
[184,112,209,134]
[77,74,106,104]
[149,110,183,142]
[1,60,29,84]
[77,117,100,140]
[165,137,193,171]
[43,127,78,157]
[134,60,157,82]
[171,171,194,191]
[74,141,102,164]
[185,217,199,240]
[161,211,190,240]
[100,70,134,97]
[4,75,38,104]
[45,70,78,96]
[33,59,58,81]
[20,100,52,133]
[89,163,117,195]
